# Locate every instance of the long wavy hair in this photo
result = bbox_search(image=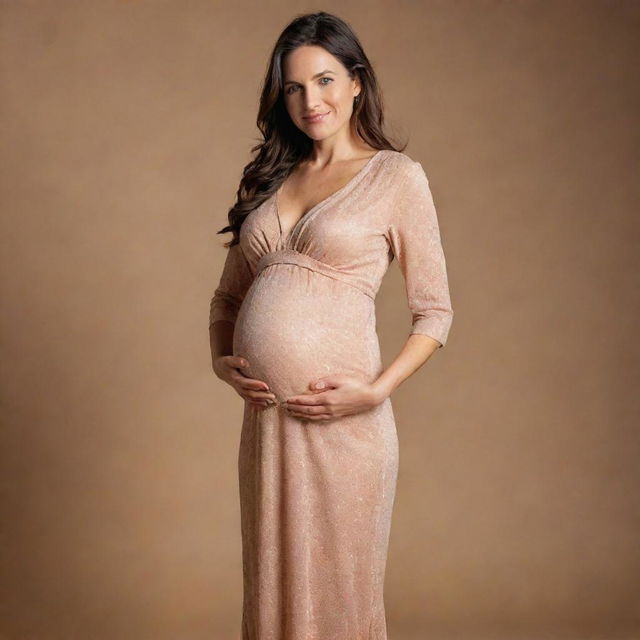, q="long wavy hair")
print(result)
[217,11,406,248]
